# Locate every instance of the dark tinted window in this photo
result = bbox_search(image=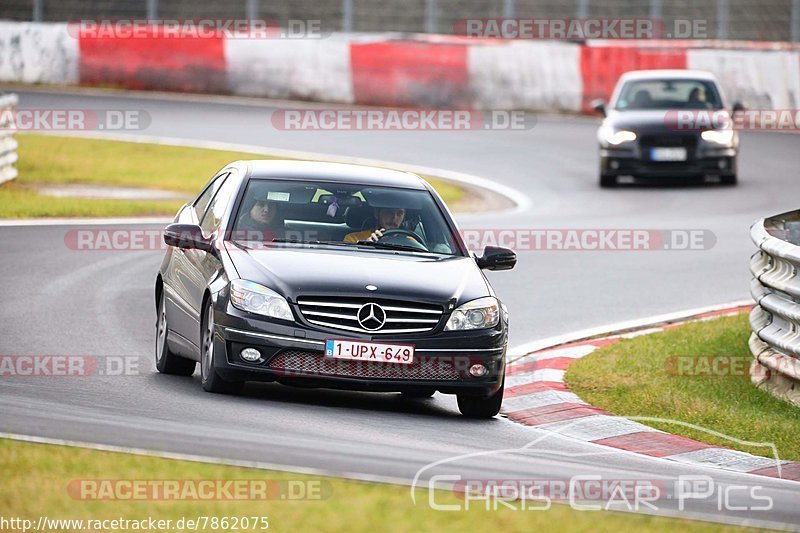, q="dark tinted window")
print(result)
[231,179,460,255]
[193,173,229,220]
[200,175,238,233]
[616,79,723,110]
